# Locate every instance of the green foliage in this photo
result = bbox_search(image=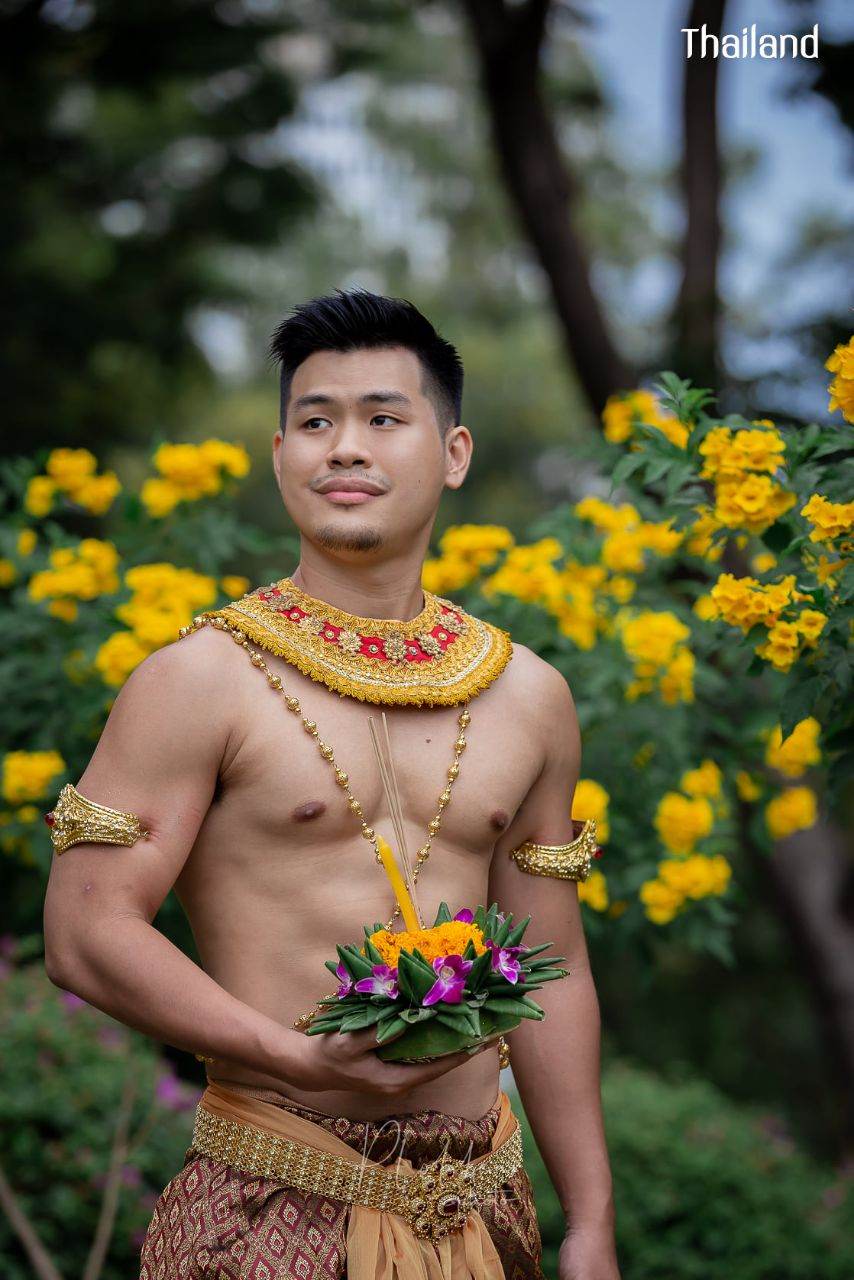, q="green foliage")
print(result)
[0,1,317,454]
[515,1065,854,1280]
[0,959,201,1279]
